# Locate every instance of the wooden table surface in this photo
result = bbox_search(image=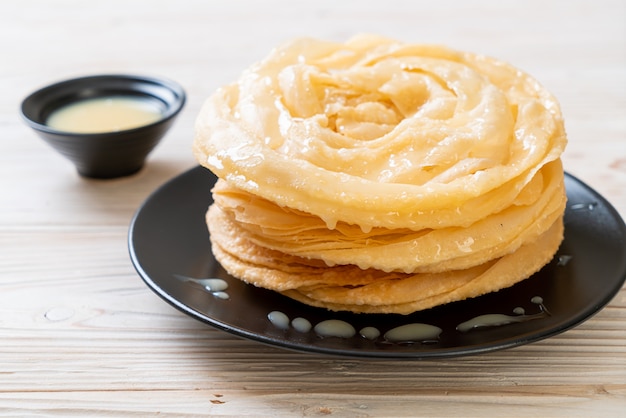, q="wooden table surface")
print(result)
[1,1,625,416]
